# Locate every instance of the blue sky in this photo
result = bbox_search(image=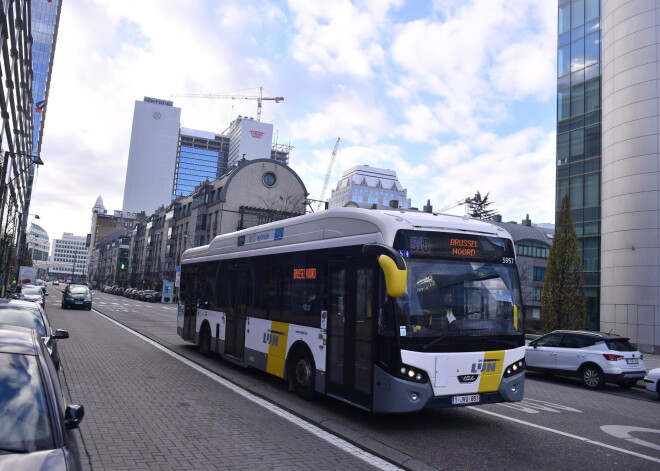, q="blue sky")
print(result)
[31,0,558,241]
